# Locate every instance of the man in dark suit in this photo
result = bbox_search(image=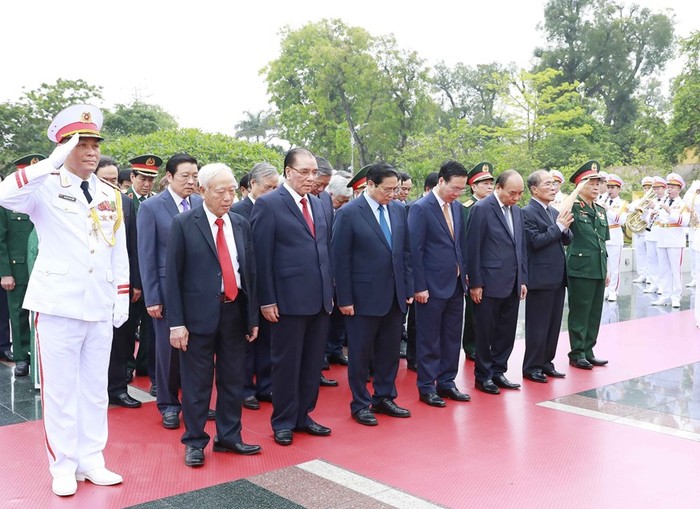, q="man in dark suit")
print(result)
[95,157,142,408]
[138,153,202,429]
[230,162,279,410]
[467,169,528,395]
[167,163,261,467]
[250,147,334,446]
[521,170,573,383]
[408,161,470,407]
[333,163,414,426]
